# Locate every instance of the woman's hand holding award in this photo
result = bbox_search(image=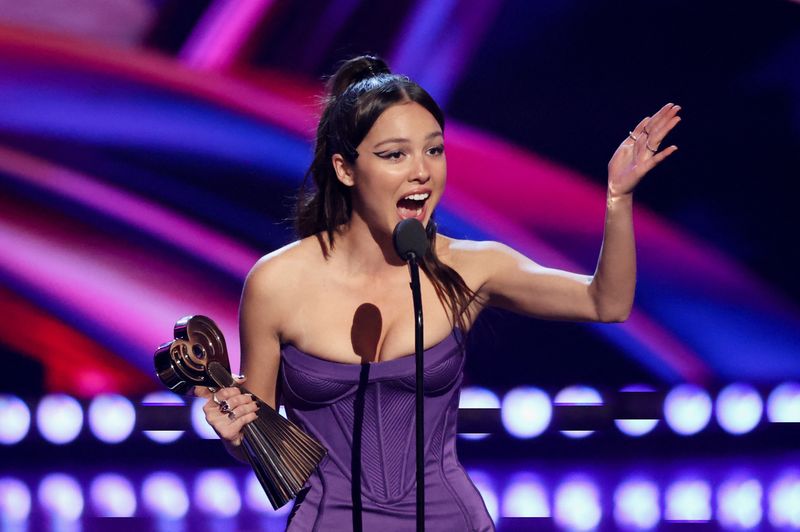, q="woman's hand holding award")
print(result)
[153,315,326,509]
